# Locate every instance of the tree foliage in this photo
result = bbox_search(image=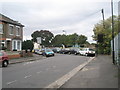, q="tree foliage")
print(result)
[92,16,119,54]
[52,33,88,47]
[22,40,34,51]
[31,30,54,46]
